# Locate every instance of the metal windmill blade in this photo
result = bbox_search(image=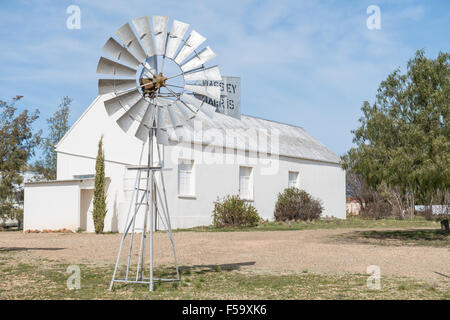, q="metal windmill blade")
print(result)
[180,46,216,72]
[165,20,189,59]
